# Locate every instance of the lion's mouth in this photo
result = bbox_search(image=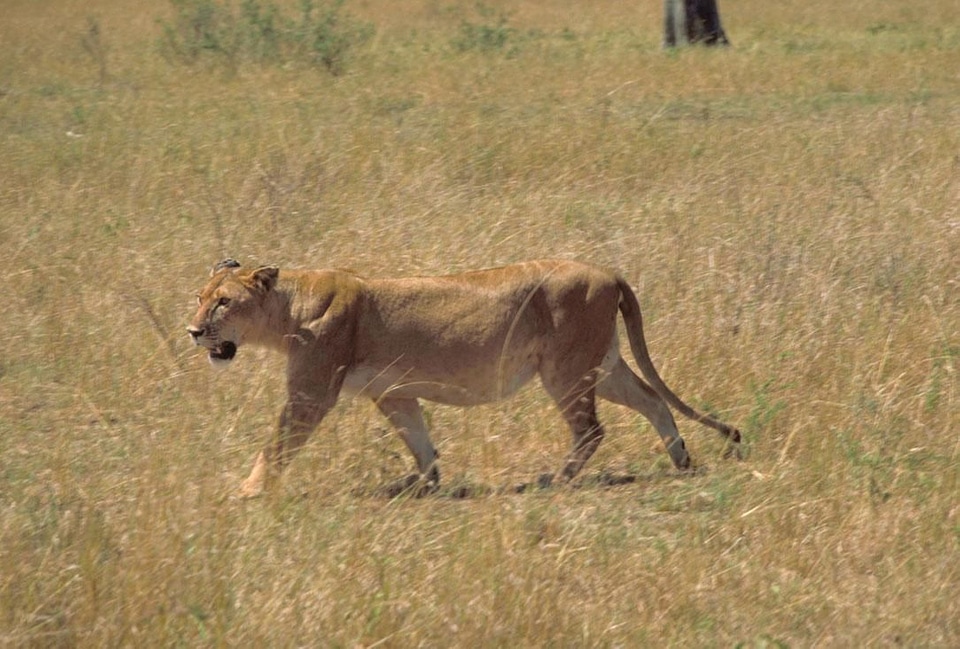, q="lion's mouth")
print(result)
[209,341,237,362]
